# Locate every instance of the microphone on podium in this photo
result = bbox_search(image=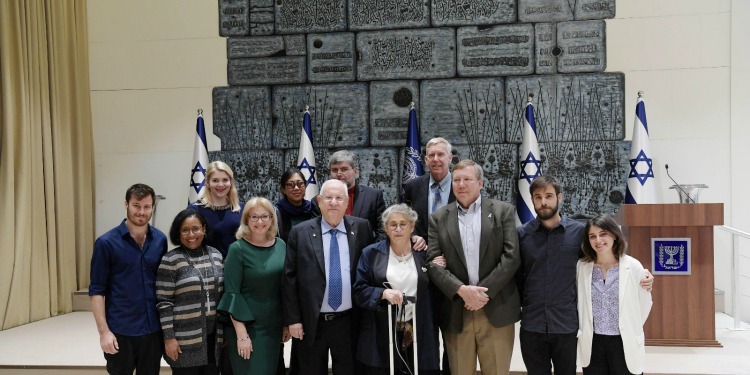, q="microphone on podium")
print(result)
[665,164,696,203]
